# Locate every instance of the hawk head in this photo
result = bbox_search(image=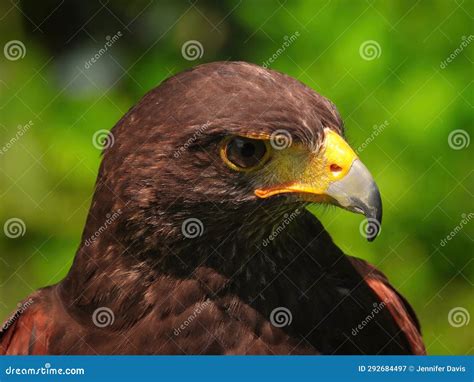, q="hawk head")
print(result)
[91,61,382,254]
